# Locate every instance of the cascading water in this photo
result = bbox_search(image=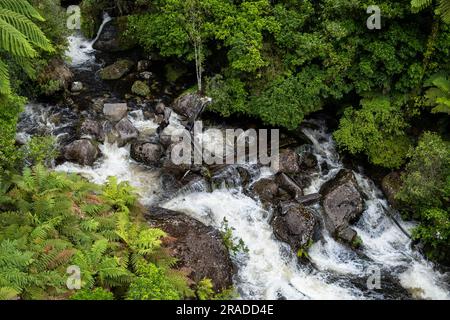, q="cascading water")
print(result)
[65,13,112,67]
[16,19,450,300]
